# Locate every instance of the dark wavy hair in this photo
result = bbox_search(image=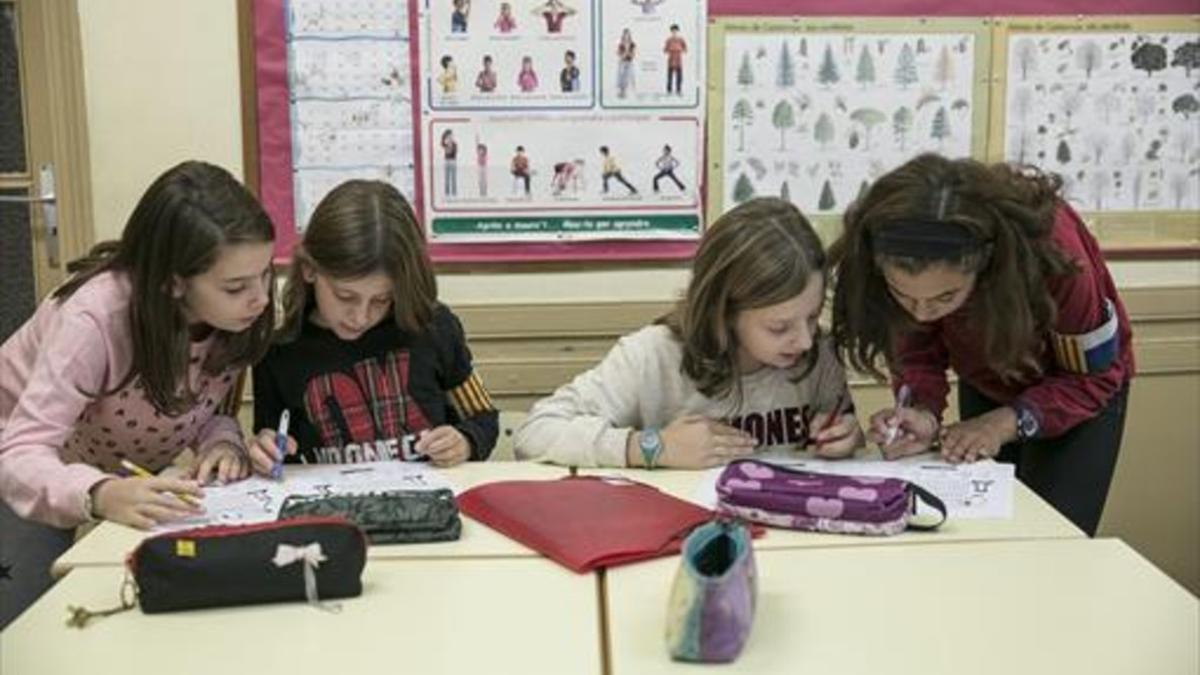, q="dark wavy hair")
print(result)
[276,180,437,343]
[54,160,276,415]
[661,197,826,402]
[829,153,1075,382]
